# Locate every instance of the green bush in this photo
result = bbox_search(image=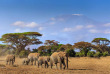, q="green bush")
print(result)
[65,49,76,57]
[75,52,85,57]
[19,50,29,58]
[38,51,43,55]
[94,52,102,57]
[32,49,38,53]
[79,52,85,57]
[103,51,109,57]
[75,52,80,57]
[87,51,95,57]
